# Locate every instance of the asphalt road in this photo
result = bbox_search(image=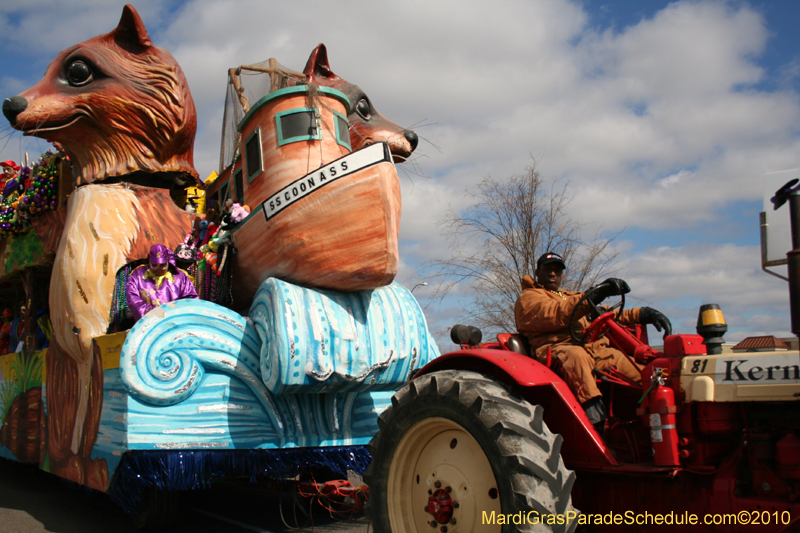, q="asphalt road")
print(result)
[0,458,371,533]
